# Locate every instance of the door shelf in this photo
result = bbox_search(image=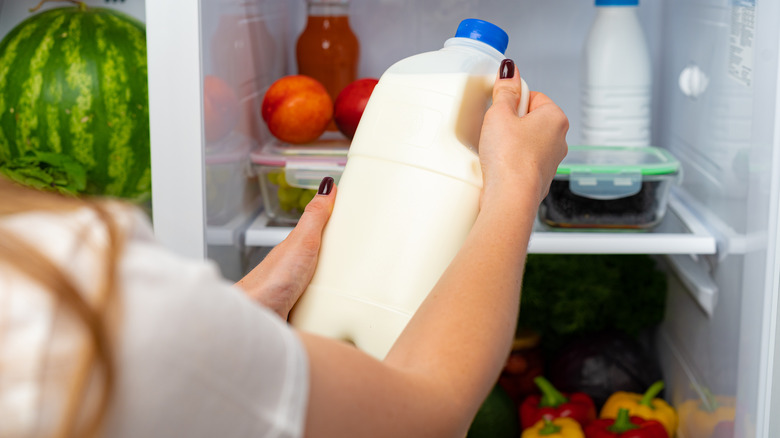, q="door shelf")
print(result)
[244,190,717,255]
